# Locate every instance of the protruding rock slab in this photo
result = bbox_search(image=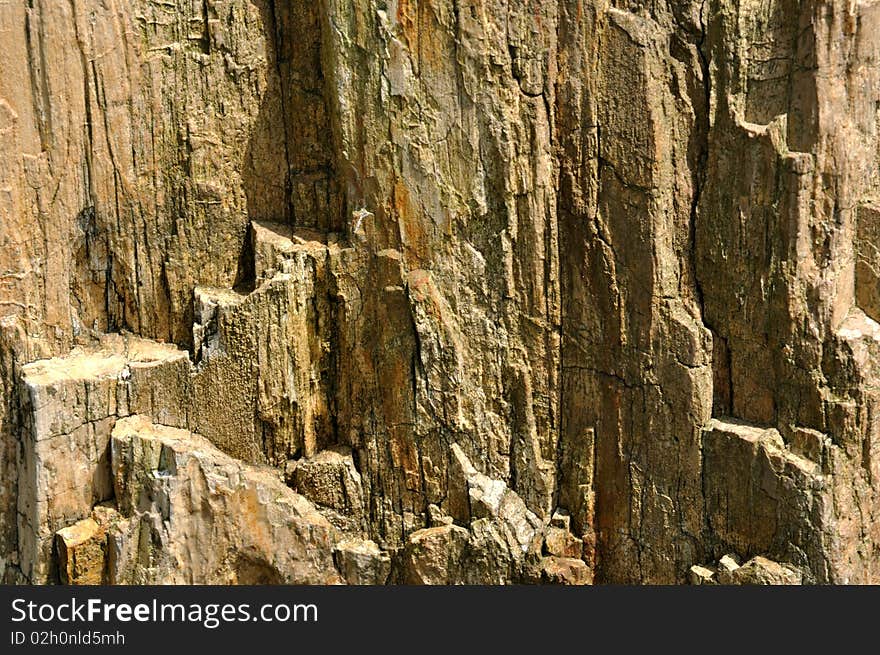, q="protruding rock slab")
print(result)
[402,525,470,585]
[730,556,803,585]
[55,517,106,585]
[691,555,803,586]
[109,415,343,584]
[544,526,583,559]
[716,554,741,585]
[702,419,833,582]
[289,447,366,534]
[447,443,543,556]
[536,556,593,585]
[190,222,340,465]
[402,443,592,584]
[17,335,189,583]
[688,565,717,586]
[334,539,390,585]
[250,221,337,282]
